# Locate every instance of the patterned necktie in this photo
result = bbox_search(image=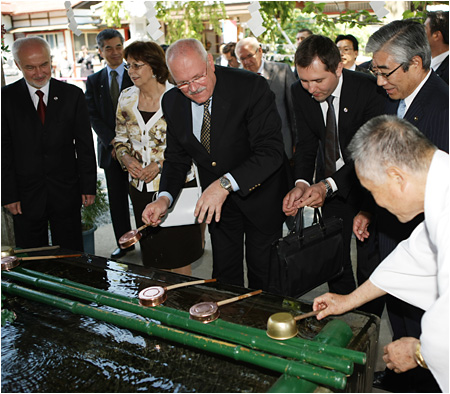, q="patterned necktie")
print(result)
[36,90,46,125]
[110,70,119,113]
[200,98,212,153]
[324,95,340,177]
[397,99,406,118]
